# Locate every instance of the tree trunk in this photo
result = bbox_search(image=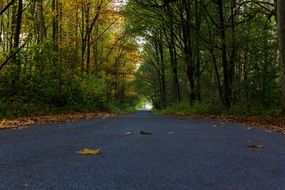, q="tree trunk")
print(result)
[181,0,195,104]
[159,32,167,108]
[81,1,85,73]
[277,0,285,111]
[165,4,181,103]
[85,0,91,74]
[13,0,23,74]
[52,0,59,51]
[217,0,231,108]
